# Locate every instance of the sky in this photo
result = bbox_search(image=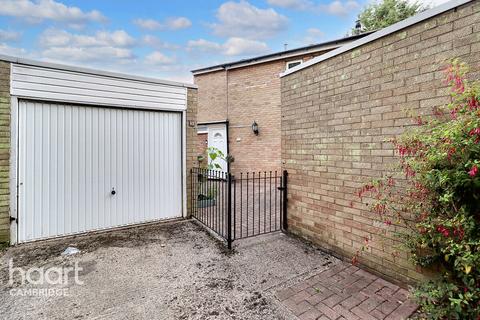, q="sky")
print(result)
[0,0,450,83]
